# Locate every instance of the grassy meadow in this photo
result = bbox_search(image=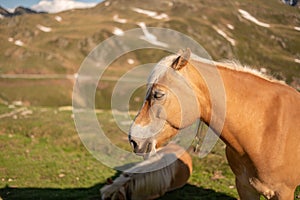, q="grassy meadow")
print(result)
[0,102,299,199]
[0,103,238,200]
